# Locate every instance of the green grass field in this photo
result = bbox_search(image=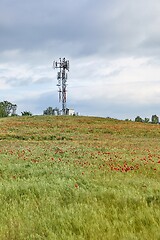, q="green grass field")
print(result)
[0,116,160,240]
